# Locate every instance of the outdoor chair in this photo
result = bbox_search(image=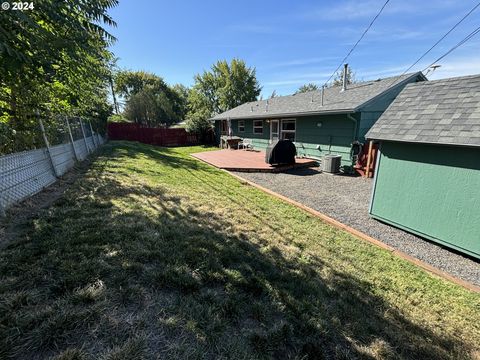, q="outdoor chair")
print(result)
[238,138,253,150]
